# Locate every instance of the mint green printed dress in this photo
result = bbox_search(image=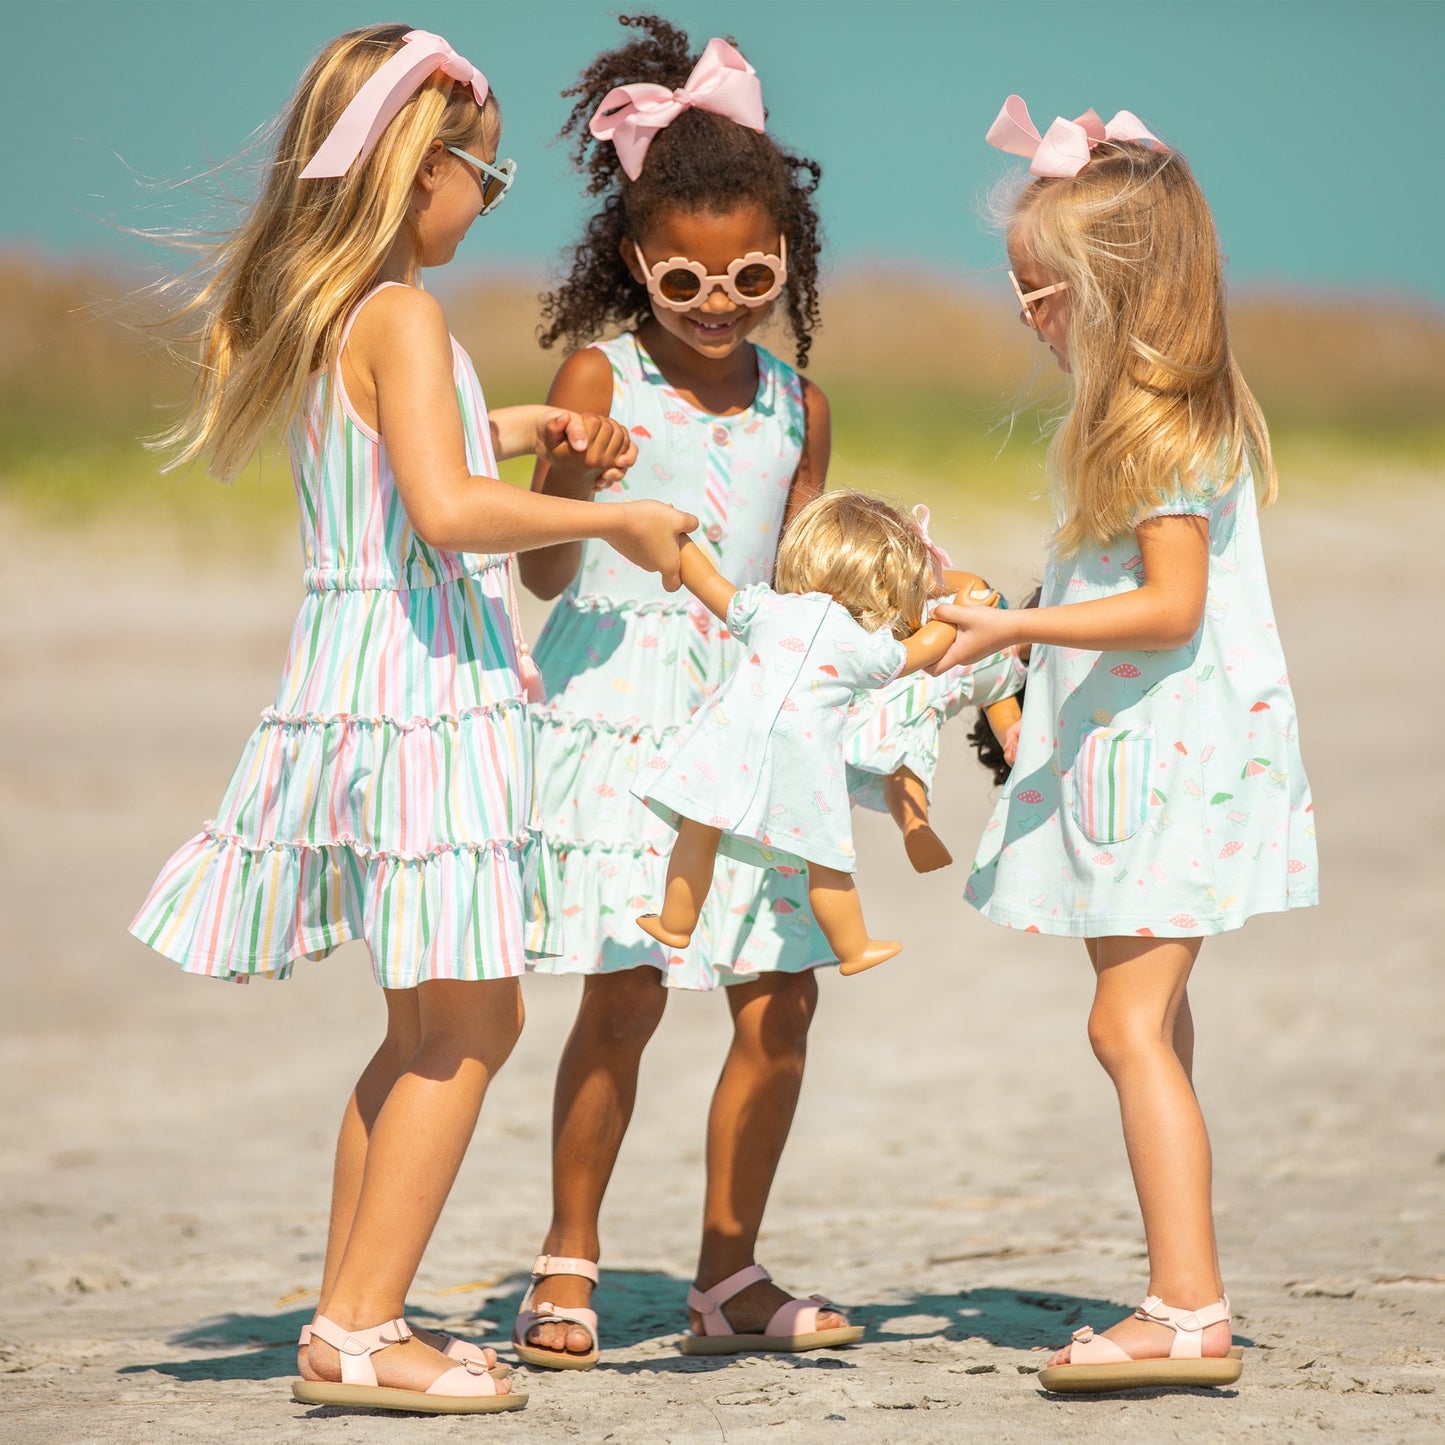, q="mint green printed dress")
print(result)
[966,468,1318,937]
[528,333,833,990]
[639,585,909,872]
